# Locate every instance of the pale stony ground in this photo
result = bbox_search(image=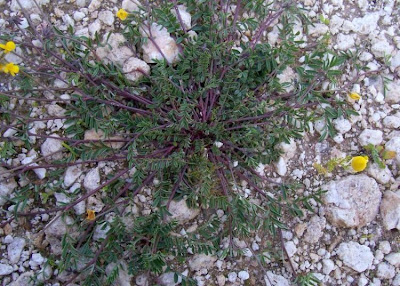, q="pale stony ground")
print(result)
[0,0,400,285]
